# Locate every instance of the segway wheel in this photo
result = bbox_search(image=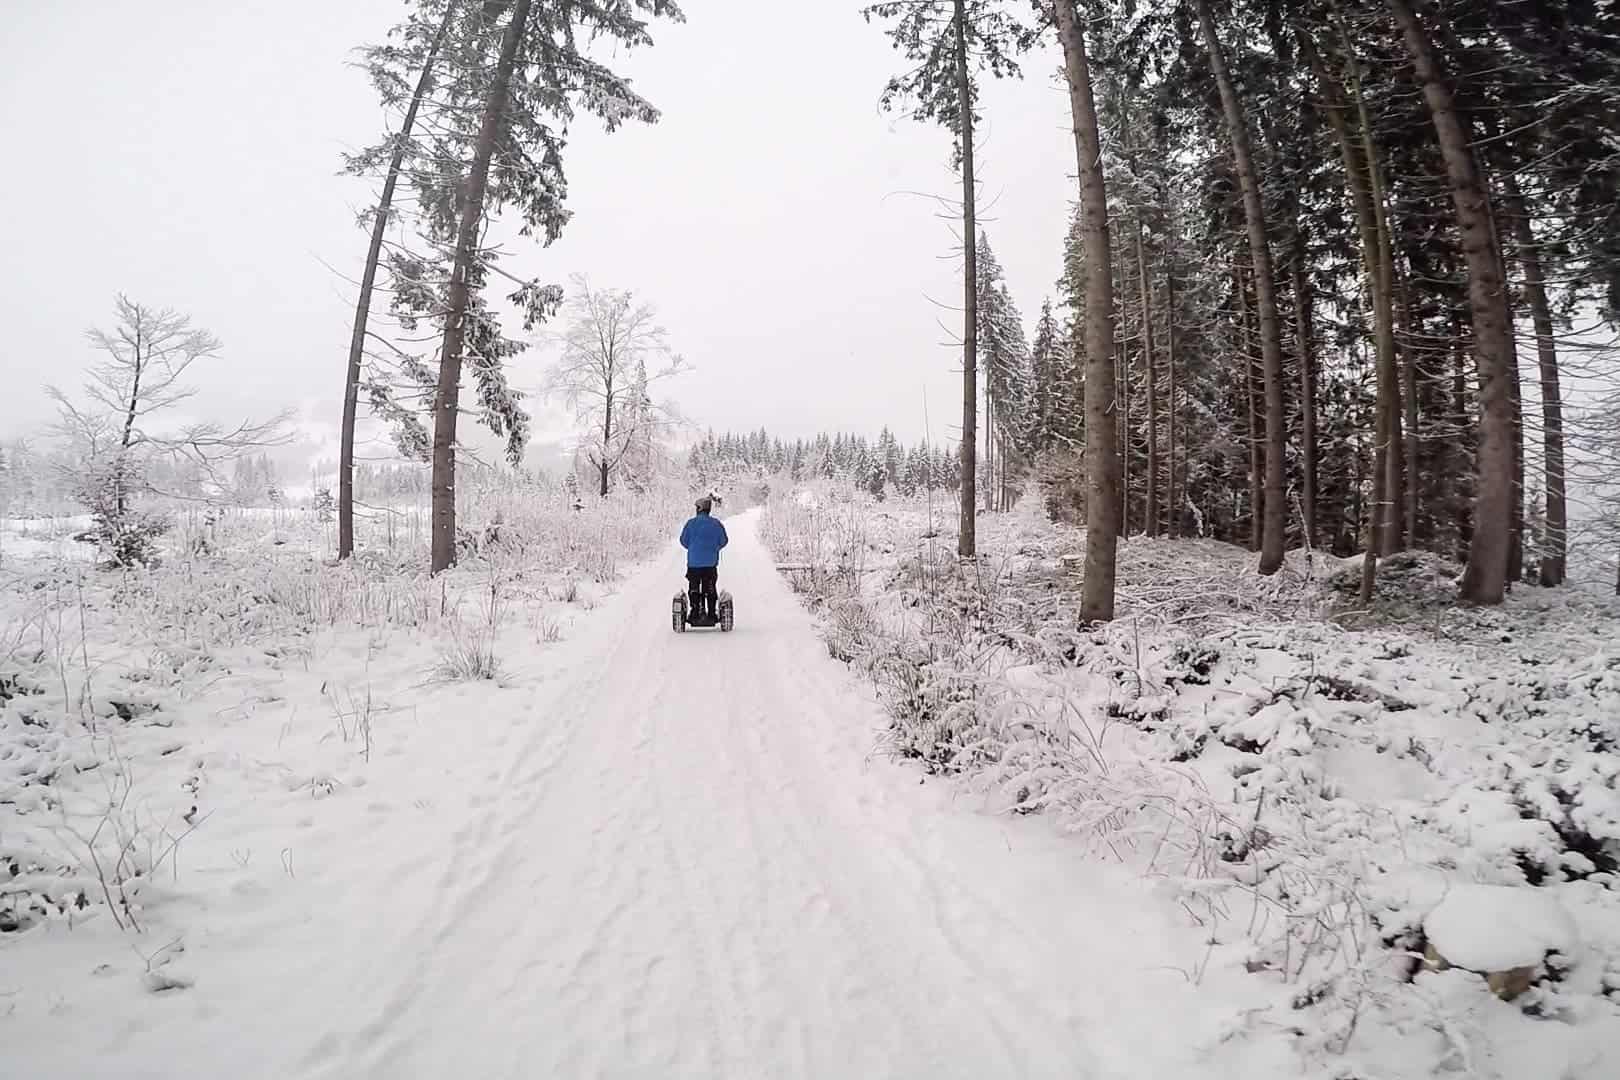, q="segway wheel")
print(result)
[671,593,687,633]
[718,592,734,633]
